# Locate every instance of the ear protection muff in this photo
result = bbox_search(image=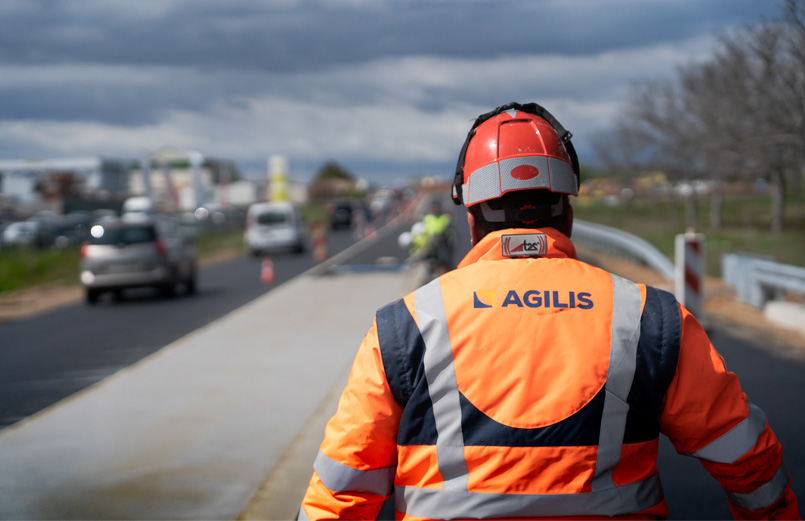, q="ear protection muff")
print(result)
[451,101,580,206]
